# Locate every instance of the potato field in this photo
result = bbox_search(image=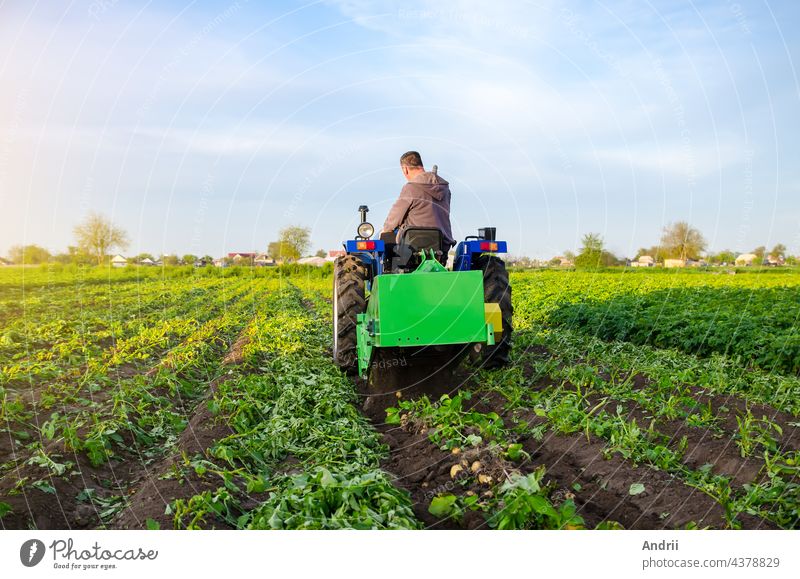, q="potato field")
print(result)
[1,266,798,530]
